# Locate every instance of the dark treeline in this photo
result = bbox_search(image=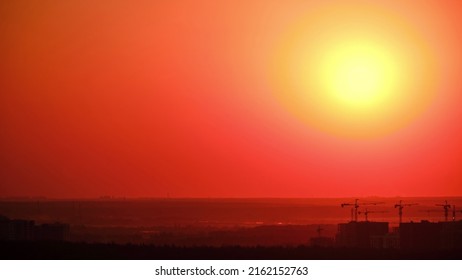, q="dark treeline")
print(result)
[1,241,461,260]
